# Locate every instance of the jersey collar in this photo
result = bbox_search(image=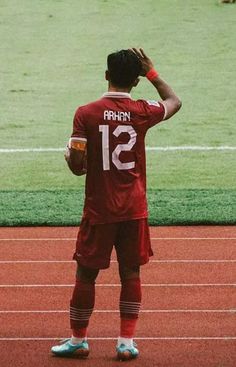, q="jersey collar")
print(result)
[102,92,132,99]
